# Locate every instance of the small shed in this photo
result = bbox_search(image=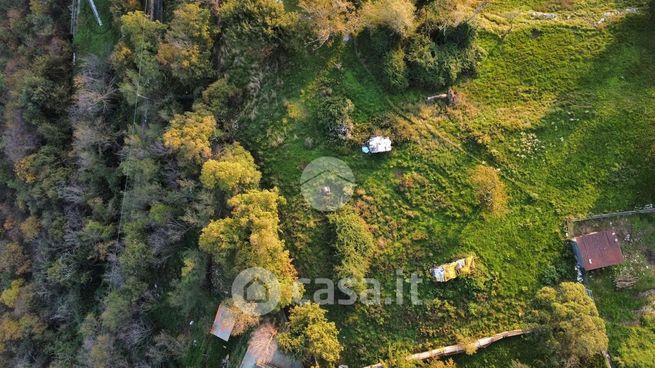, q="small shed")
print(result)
[362,136,392,154]
[572,231,624,271]
[210,303,235,342]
